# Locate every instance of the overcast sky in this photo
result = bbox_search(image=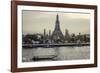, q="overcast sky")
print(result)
[22,10,90,35]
